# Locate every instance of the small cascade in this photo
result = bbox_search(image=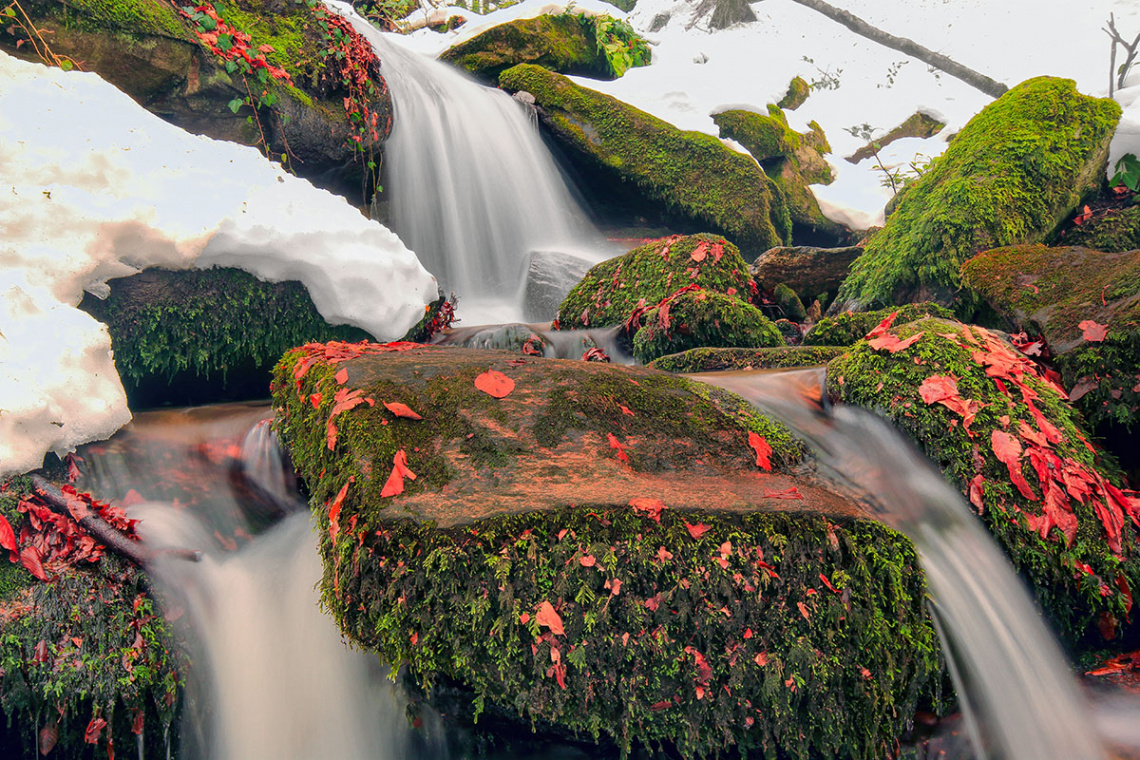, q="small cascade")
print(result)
[76,405,428,760]
[698,370,1105,760]
[326,2,600,314]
